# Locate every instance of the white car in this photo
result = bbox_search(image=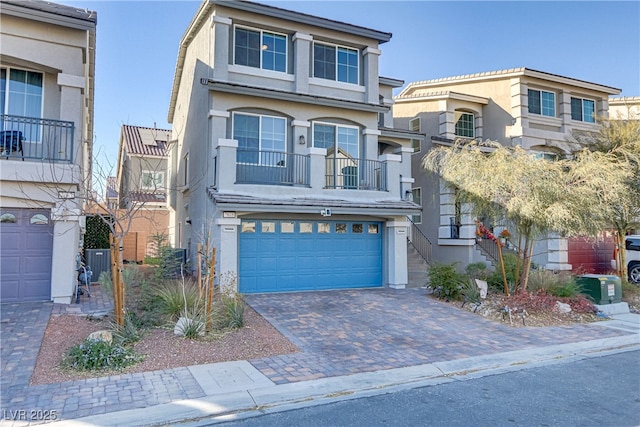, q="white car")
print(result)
[611,235,640,284]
